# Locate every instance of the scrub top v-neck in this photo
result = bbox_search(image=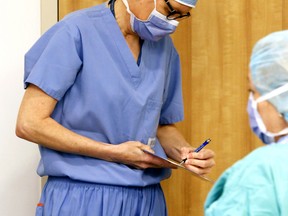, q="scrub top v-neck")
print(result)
[24,3,184,187]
